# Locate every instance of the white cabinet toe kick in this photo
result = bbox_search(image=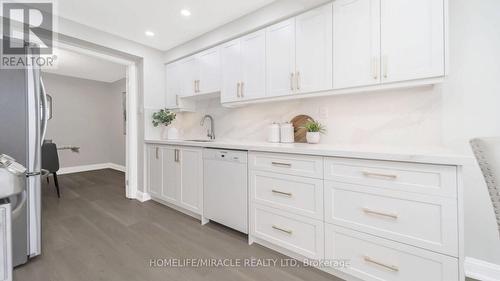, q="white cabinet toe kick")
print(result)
[146,144,464,281]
